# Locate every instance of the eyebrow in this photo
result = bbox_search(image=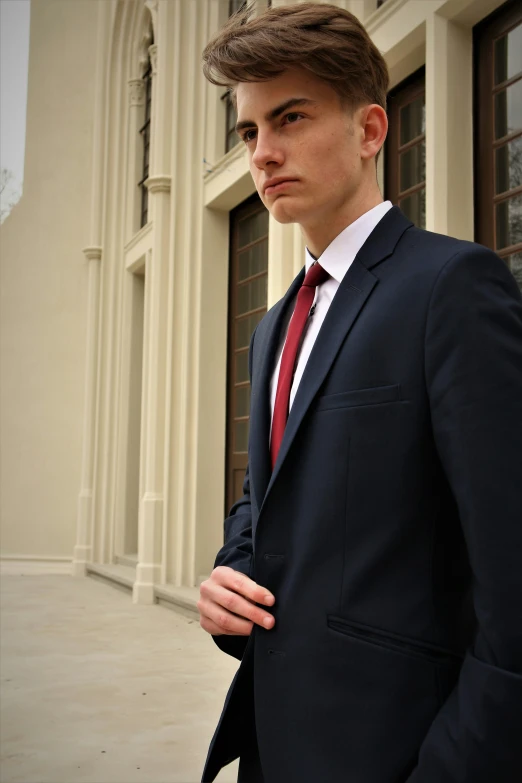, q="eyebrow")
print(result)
[235,97,318,136]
